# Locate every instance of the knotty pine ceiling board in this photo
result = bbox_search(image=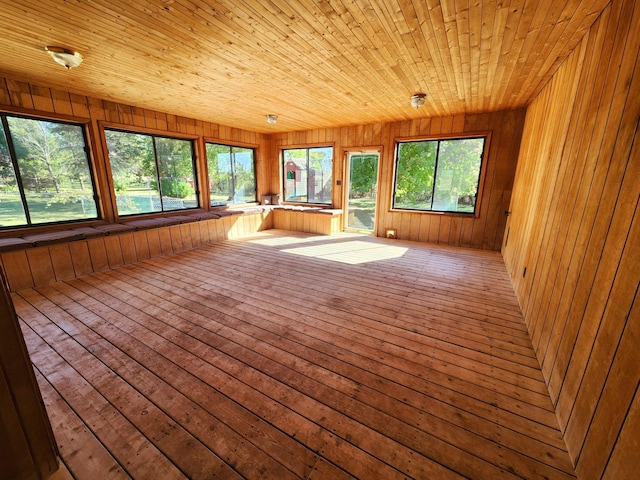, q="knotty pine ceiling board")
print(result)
[0,0,610,133]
